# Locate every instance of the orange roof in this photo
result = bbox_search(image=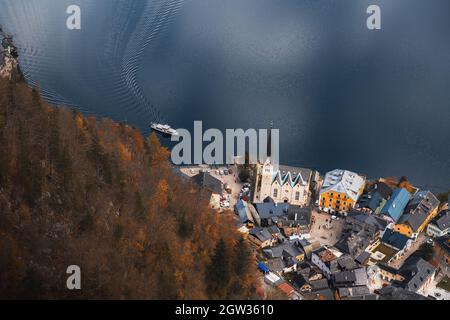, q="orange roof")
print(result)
[278,282,295,295]
[320,250,337,262]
